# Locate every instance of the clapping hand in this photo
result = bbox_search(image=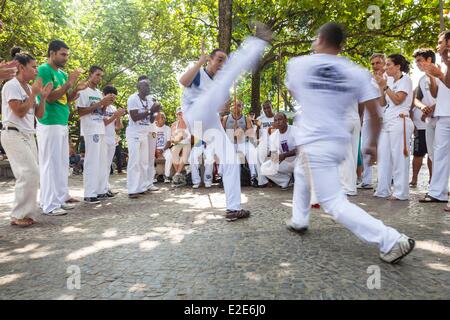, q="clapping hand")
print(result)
[0,60,18,81]
[68,68,83,86]
[423,64,444,79]
[374,74,386,89]
[31,78,53,98]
